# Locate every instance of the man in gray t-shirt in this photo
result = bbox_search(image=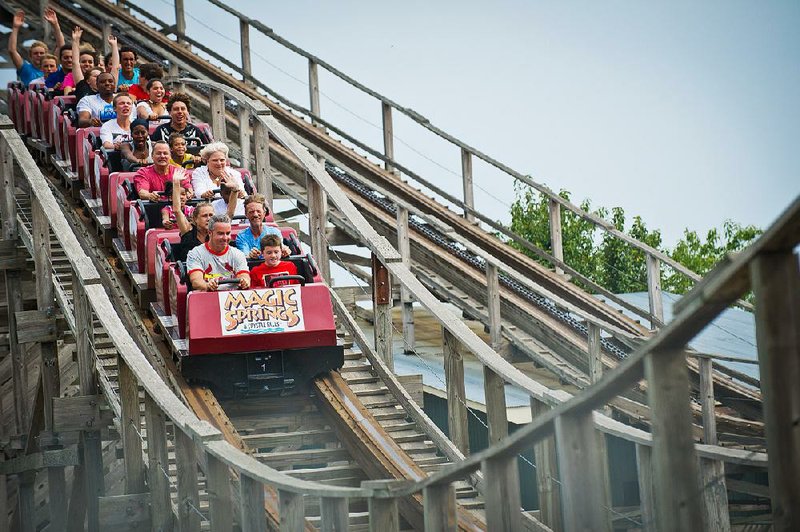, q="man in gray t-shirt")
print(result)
[187,214,250,291]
